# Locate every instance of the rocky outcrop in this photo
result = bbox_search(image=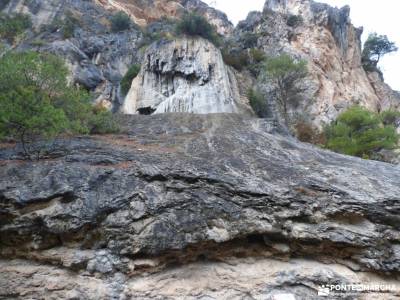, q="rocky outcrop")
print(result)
[1,114,400,299]
[2,0,144,110]
[94,0,233,35]
[2,0,233,111]
[237,0,400,126]
[122,37,250,114]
